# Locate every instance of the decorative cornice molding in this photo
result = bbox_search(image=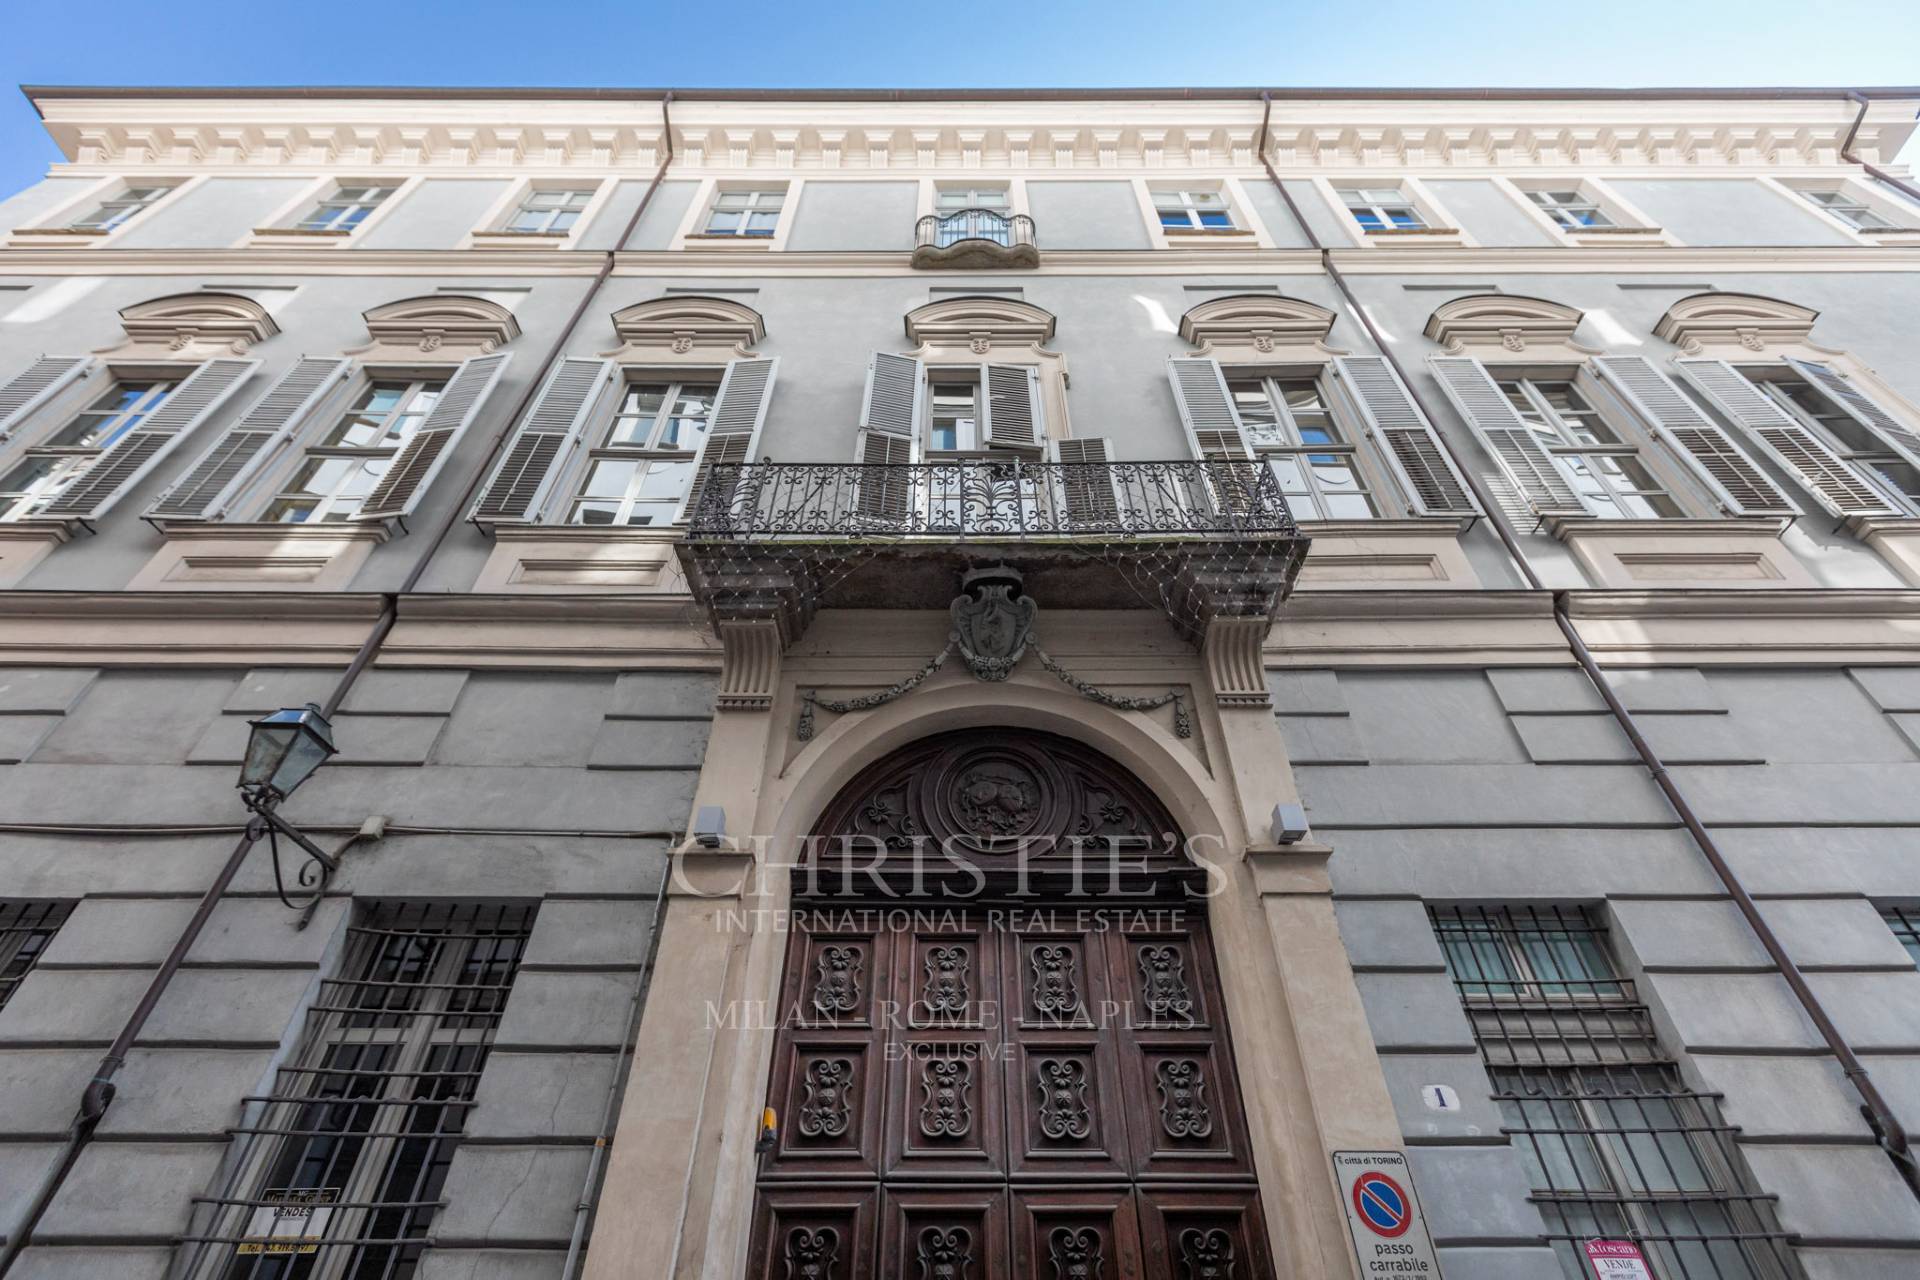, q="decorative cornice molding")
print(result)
[107,290,280,357]
[1178,293,1338,357]
[904,294,1057,355]
[606,293,766,359]
[1652,291,1821,354]
[353,293,520,357]
[1422,292,1596,355]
